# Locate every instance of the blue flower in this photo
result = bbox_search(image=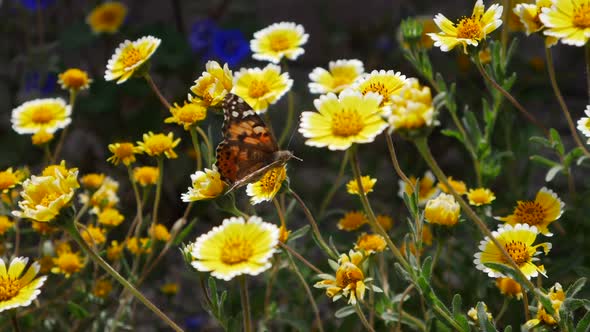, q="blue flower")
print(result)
[19,0,56,11]
[24,72,56,96]
[184,315,206,331]
[188,19,218,53]
[210,29,249,67]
